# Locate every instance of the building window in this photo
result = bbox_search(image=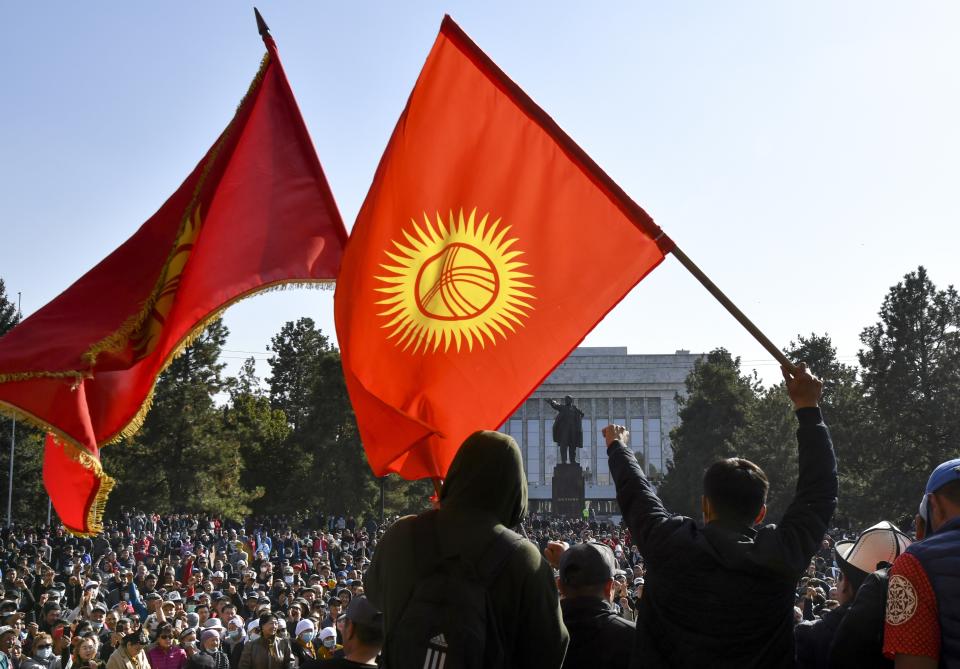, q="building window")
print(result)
[528,419,541,486]
[543,420,557,482]
[596,405,610,485]
[631,416,645,471]
[648,417,662,478]
[647,397,661,417]
[581,416,593,481]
